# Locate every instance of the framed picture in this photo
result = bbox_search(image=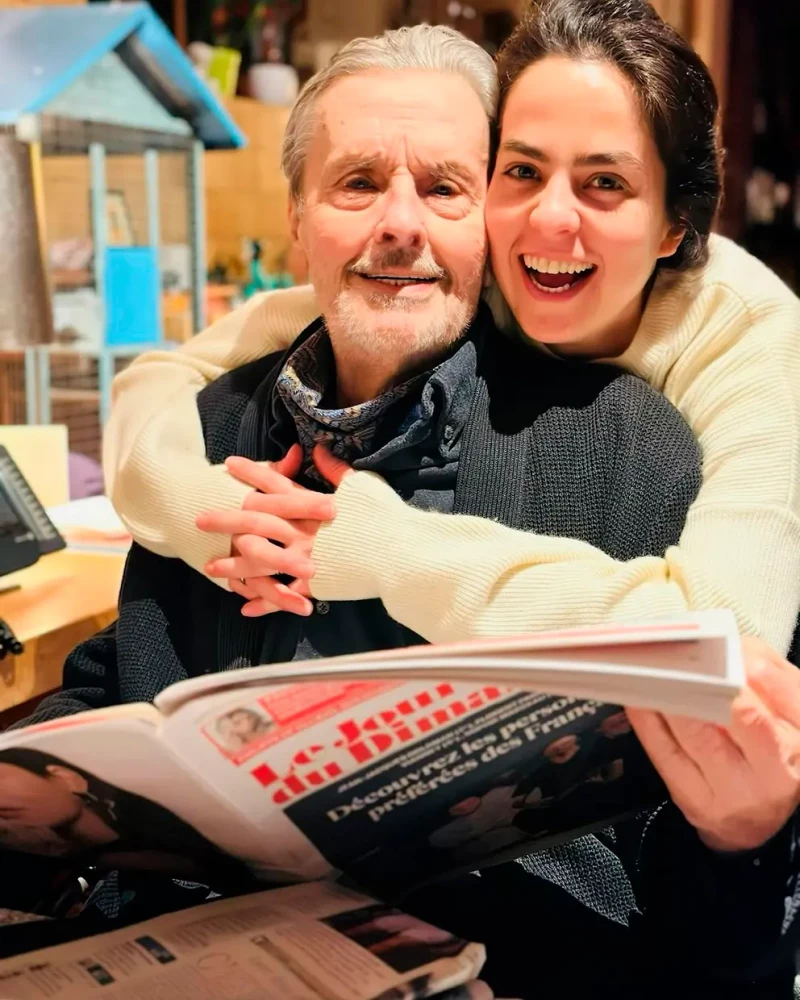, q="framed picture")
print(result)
[105,190,134,246]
